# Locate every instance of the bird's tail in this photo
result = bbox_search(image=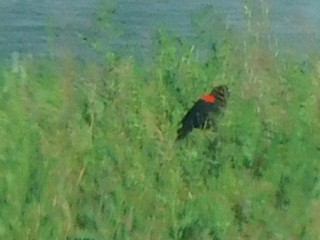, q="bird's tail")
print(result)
[176,126,191,141]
